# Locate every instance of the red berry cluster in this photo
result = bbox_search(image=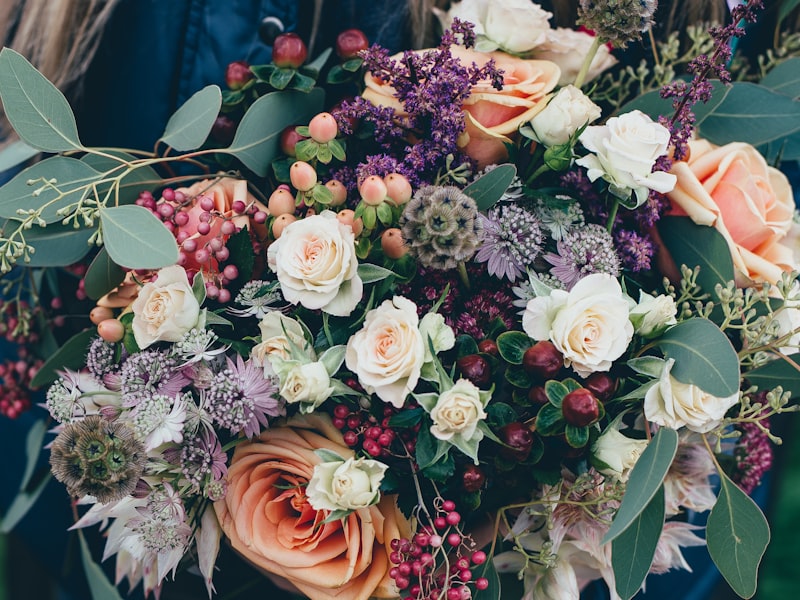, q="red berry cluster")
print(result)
[0,351,42,419]
[331,402,400,457]
[389,499,489,600]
